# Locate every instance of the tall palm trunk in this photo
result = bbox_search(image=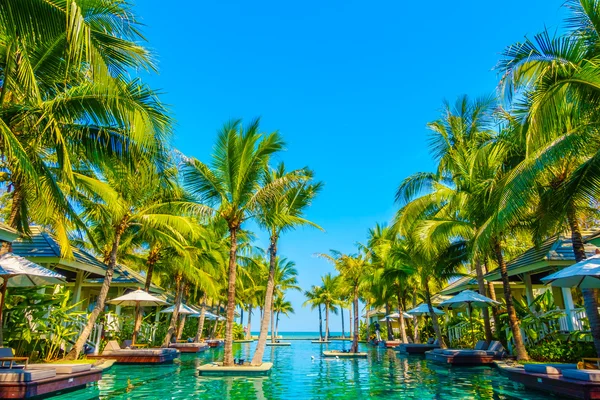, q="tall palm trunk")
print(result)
[270,301,275,343]
[0,179,21,255]
[385,303,393,340]
[412,296,419,344]
[424,280,445,348]
[348,308,352,339]
[176,315,186,340]
[318,305,323,341]
[325,304,330,342]
[275,311,280,339]
[484,259,500,332]
[567,209,600,356]
[195,294,207,342]
[351,287,359,353]
[133,245,160,344]
[493,238,528,360]
[246,304,253,340]
[396,286,408,343]
[341,307,345,339]
[474,258,493,343]
[66,222,125,359]
[251,234,278,365]
[223,226,239,366]
[211,302,221,339]
[163,274,184,346]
